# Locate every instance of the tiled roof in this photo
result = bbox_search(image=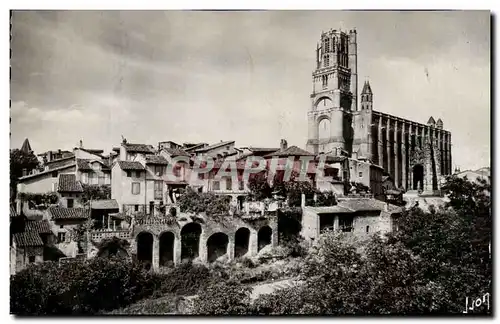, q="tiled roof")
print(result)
[76,158,110,171]
[90,199,119,210]
[184,143,208,152]
[58,174,83,192]
[162,147,190,157]
[307,206,354,214]
[25,220,52,234]
[48,207,90,220]
[118,161,145,170]
[265,146,315,157]
[319,155,347,163]
[124,143,155,154]
[247,147,280,153]
[338,198,401,213]
[47,156,76,170]
[194,141,234,153]
[145,155,169,165]
[13,232,44,247]
[19,163,76,181]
